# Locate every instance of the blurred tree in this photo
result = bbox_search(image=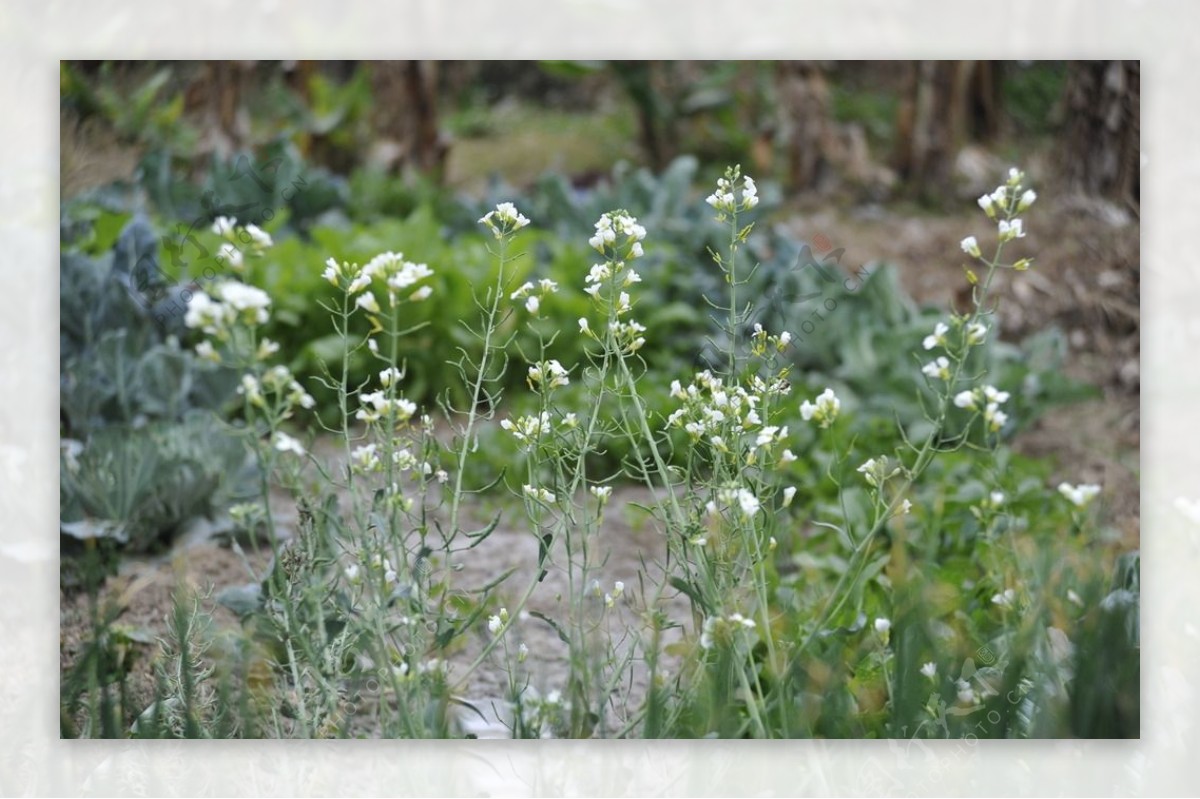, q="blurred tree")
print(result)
[368,61,449,181]
[776,61,836,191]
[893,61,1002,199]
[609,61,680,171]
[1060,61,1139,209]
